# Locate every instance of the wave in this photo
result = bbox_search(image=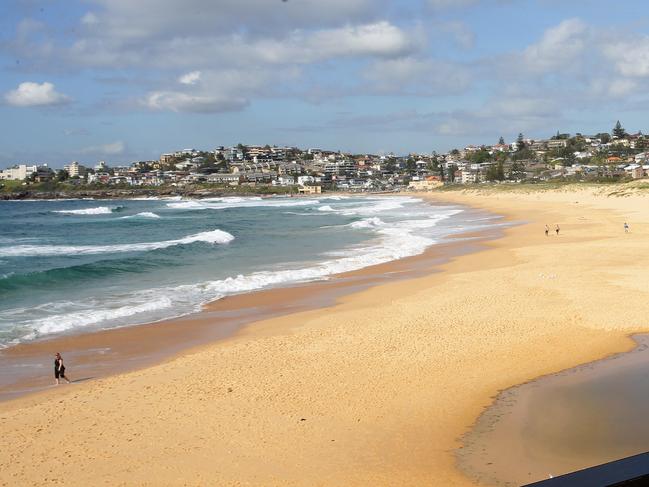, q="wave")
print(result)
[120,212,161,219]
[6,211,443,339]
[349,217,385,229]
[53,206,123,215]
[0,196,485,346]
[18,296,177,337]
[0,229,234,257]
[0,257,171,294]
[167,197,319,211]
